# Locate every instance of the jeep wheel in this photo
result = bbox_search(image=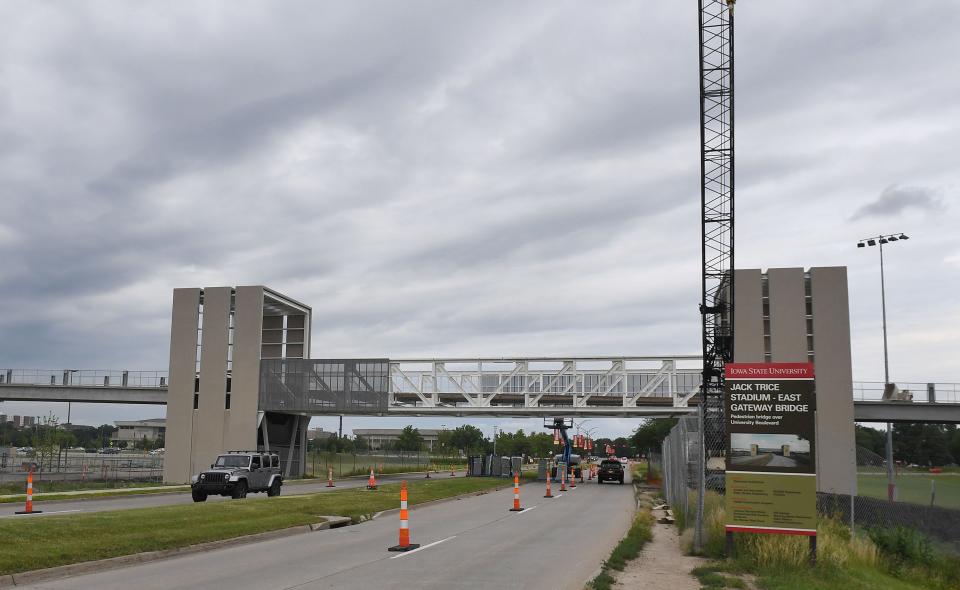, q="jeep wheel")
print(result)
[231,480,248,499]
[192,489,207,503]
[267,479,281,497]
